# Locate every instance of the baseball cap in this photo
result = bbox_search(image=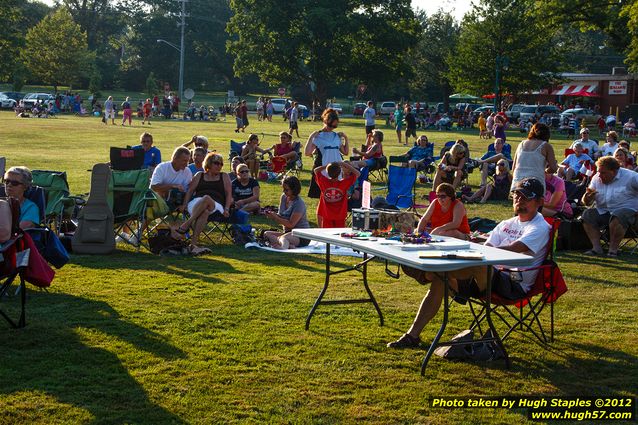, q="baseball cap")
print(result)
[580,127,590,134]
[510,177,544,199]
